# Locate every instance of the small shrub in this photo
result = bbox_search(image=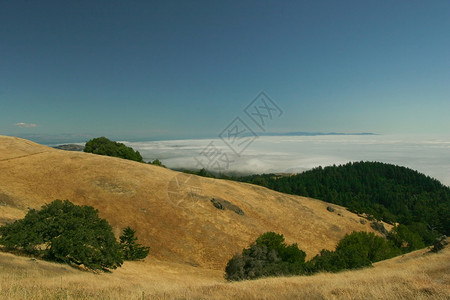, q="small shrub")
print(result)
[430,235,448,253]
[148,159,165,167]
[119,227,150,260]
